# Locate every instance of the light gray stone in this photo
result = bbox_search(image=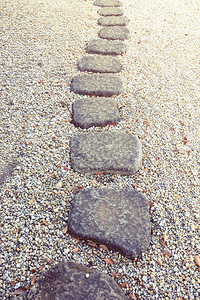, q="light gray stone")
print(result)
[71,74,123,97]
[78,55,121,73]
[94,0,122,7]
[86,39,126,55]
[15,261,127,300]
[70,132,142,174]
[72,97,121,129]
[99,27,130,40]
[68,188,151,258]
[98,16,128,26]
[98,7,123,16]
